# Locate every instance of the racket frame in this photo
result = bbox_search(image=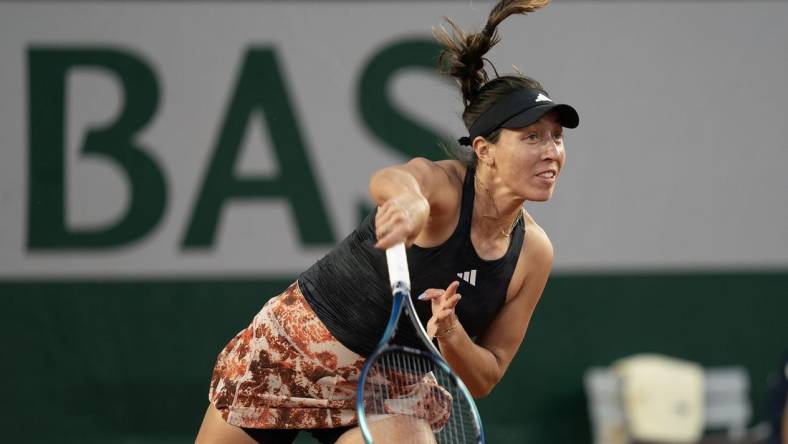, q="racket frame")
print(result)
[355,244,485,443]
